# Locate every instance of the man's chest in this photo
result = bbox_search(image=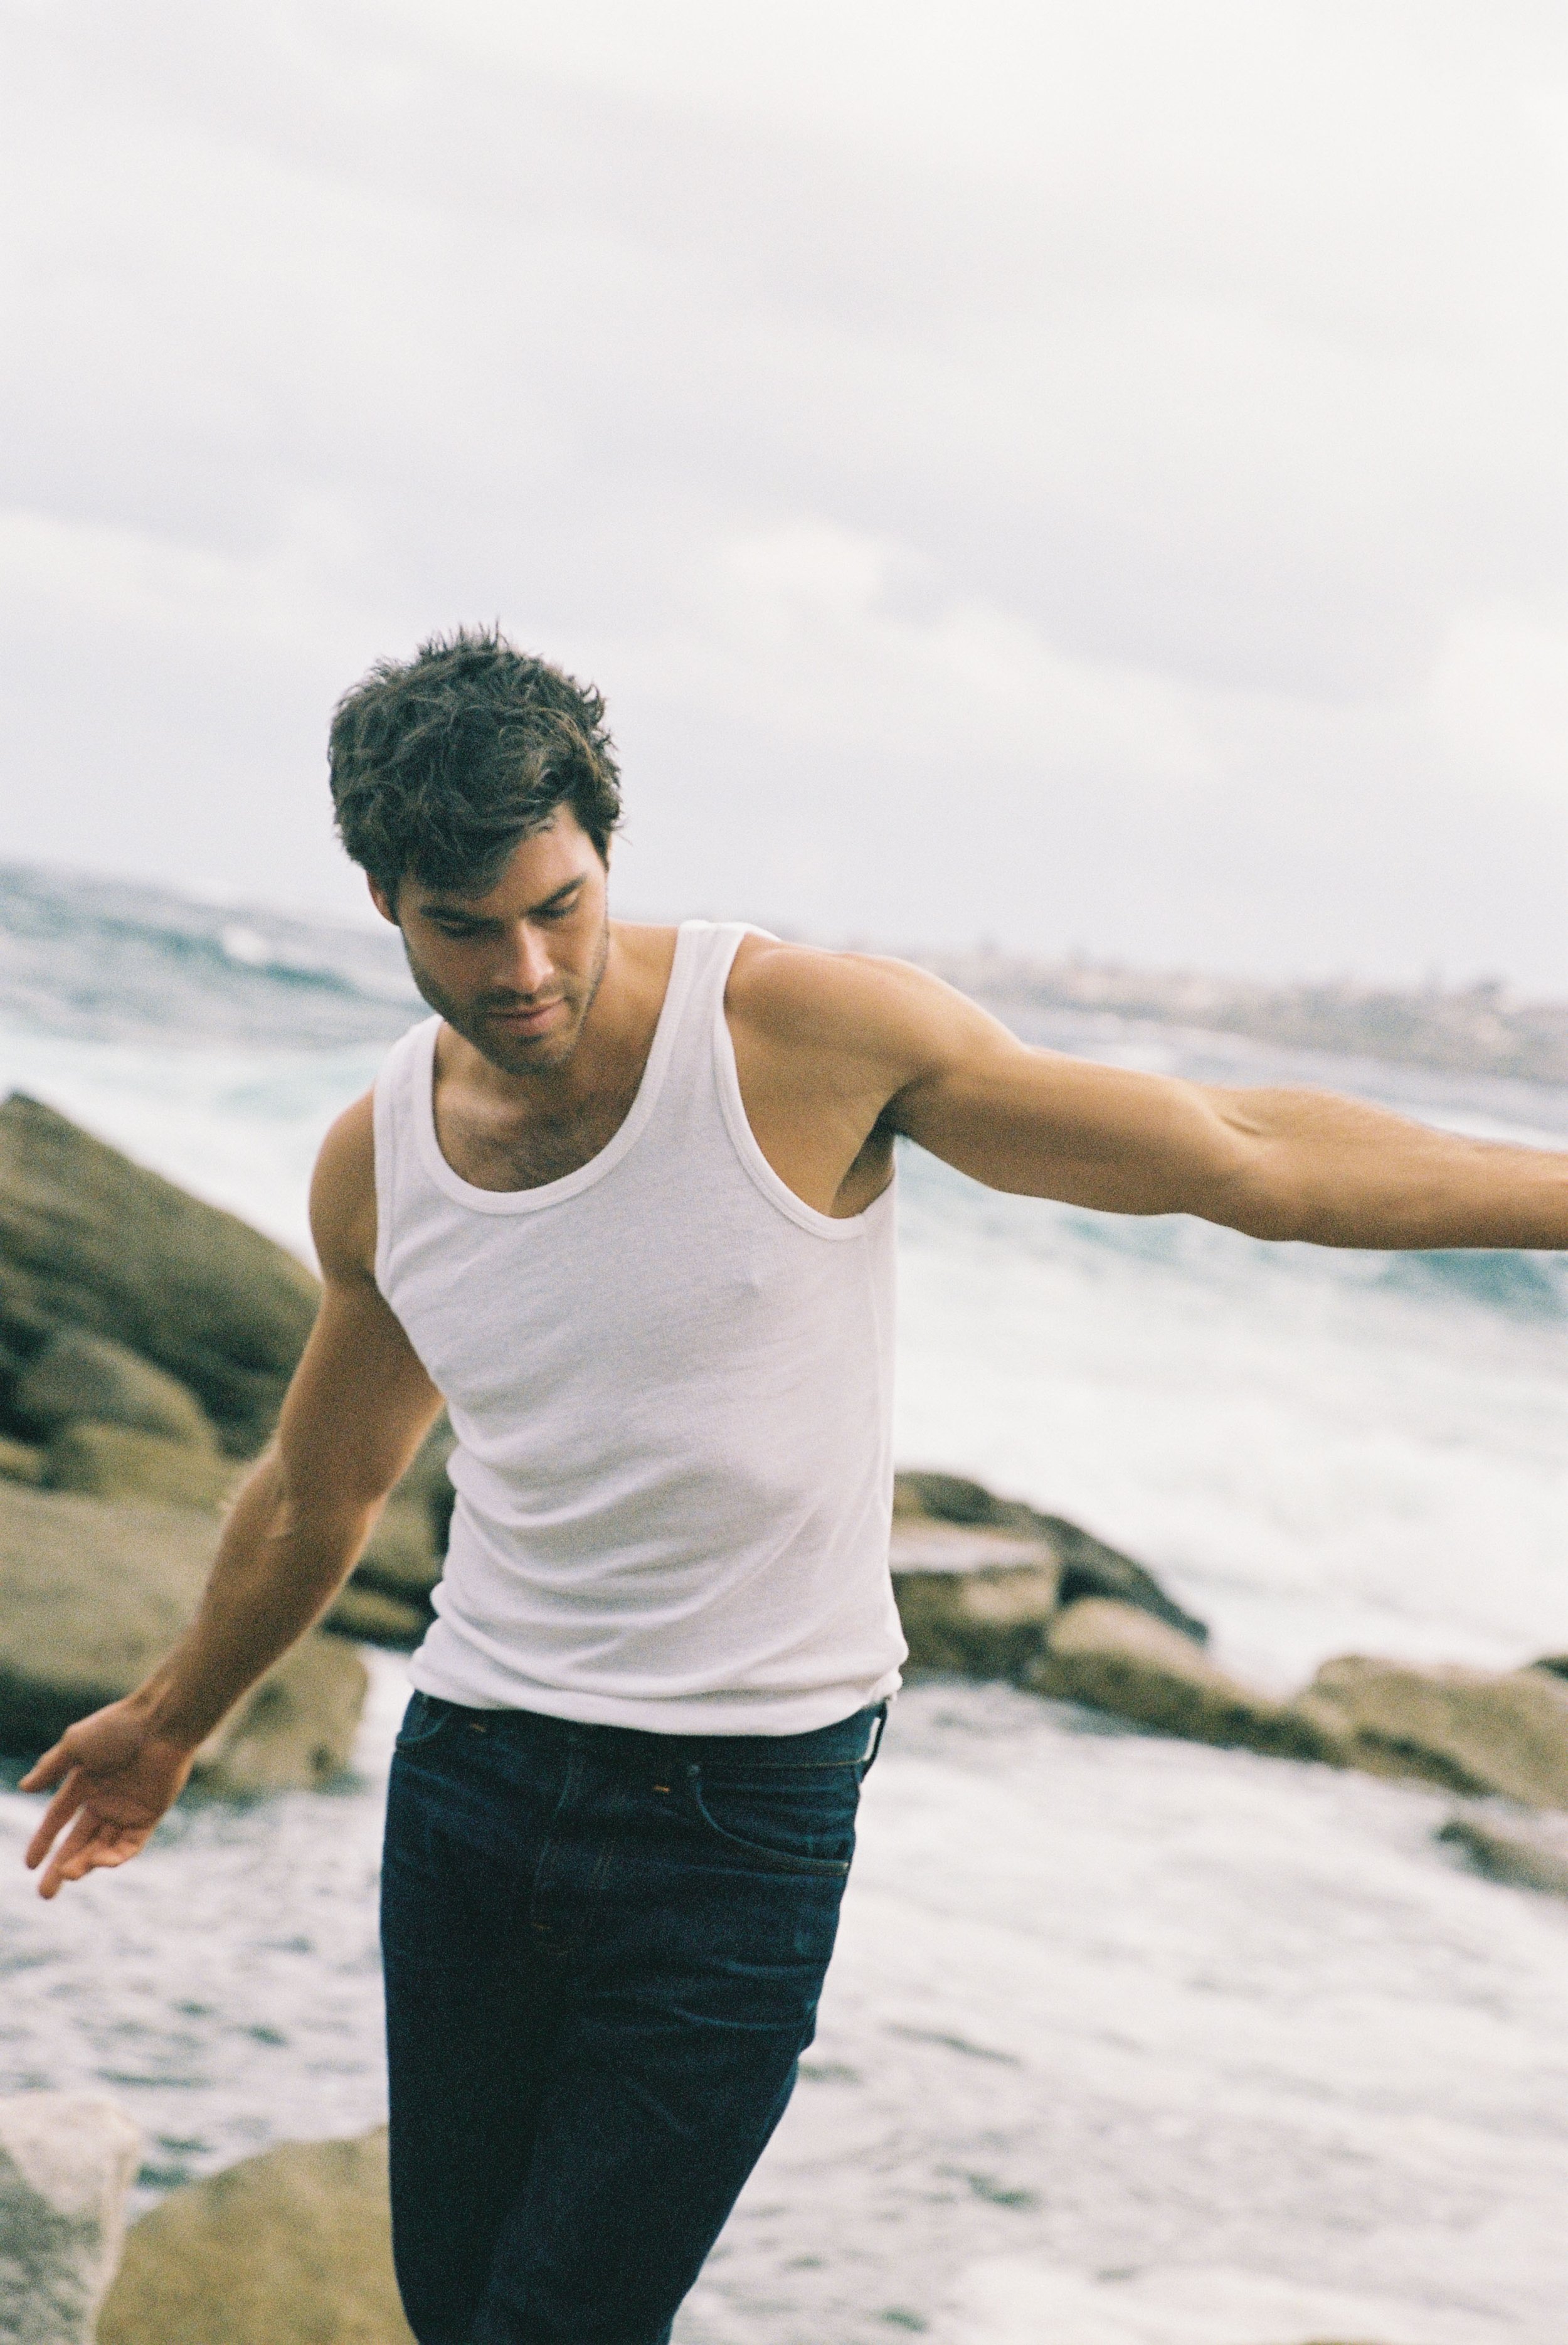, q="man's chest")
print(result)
[434,1088,640,1192]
